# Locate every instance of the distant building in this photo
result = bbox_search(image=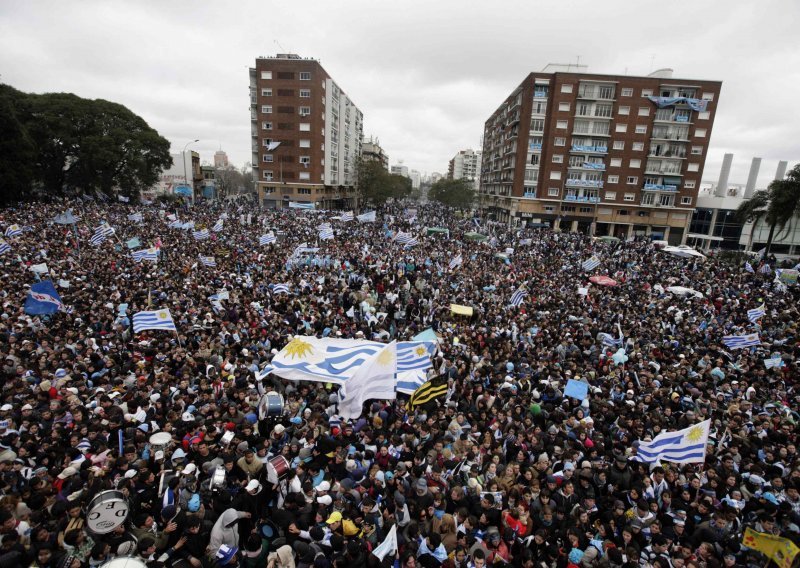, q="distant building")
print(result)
[362,137,388,169]
[431,172,443,183]
[214,150,229,168]
[144,150,201,200]
[391,164,409,178]
[409,170,421,190]
[249,53,364,209]
[448,149,481,190]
